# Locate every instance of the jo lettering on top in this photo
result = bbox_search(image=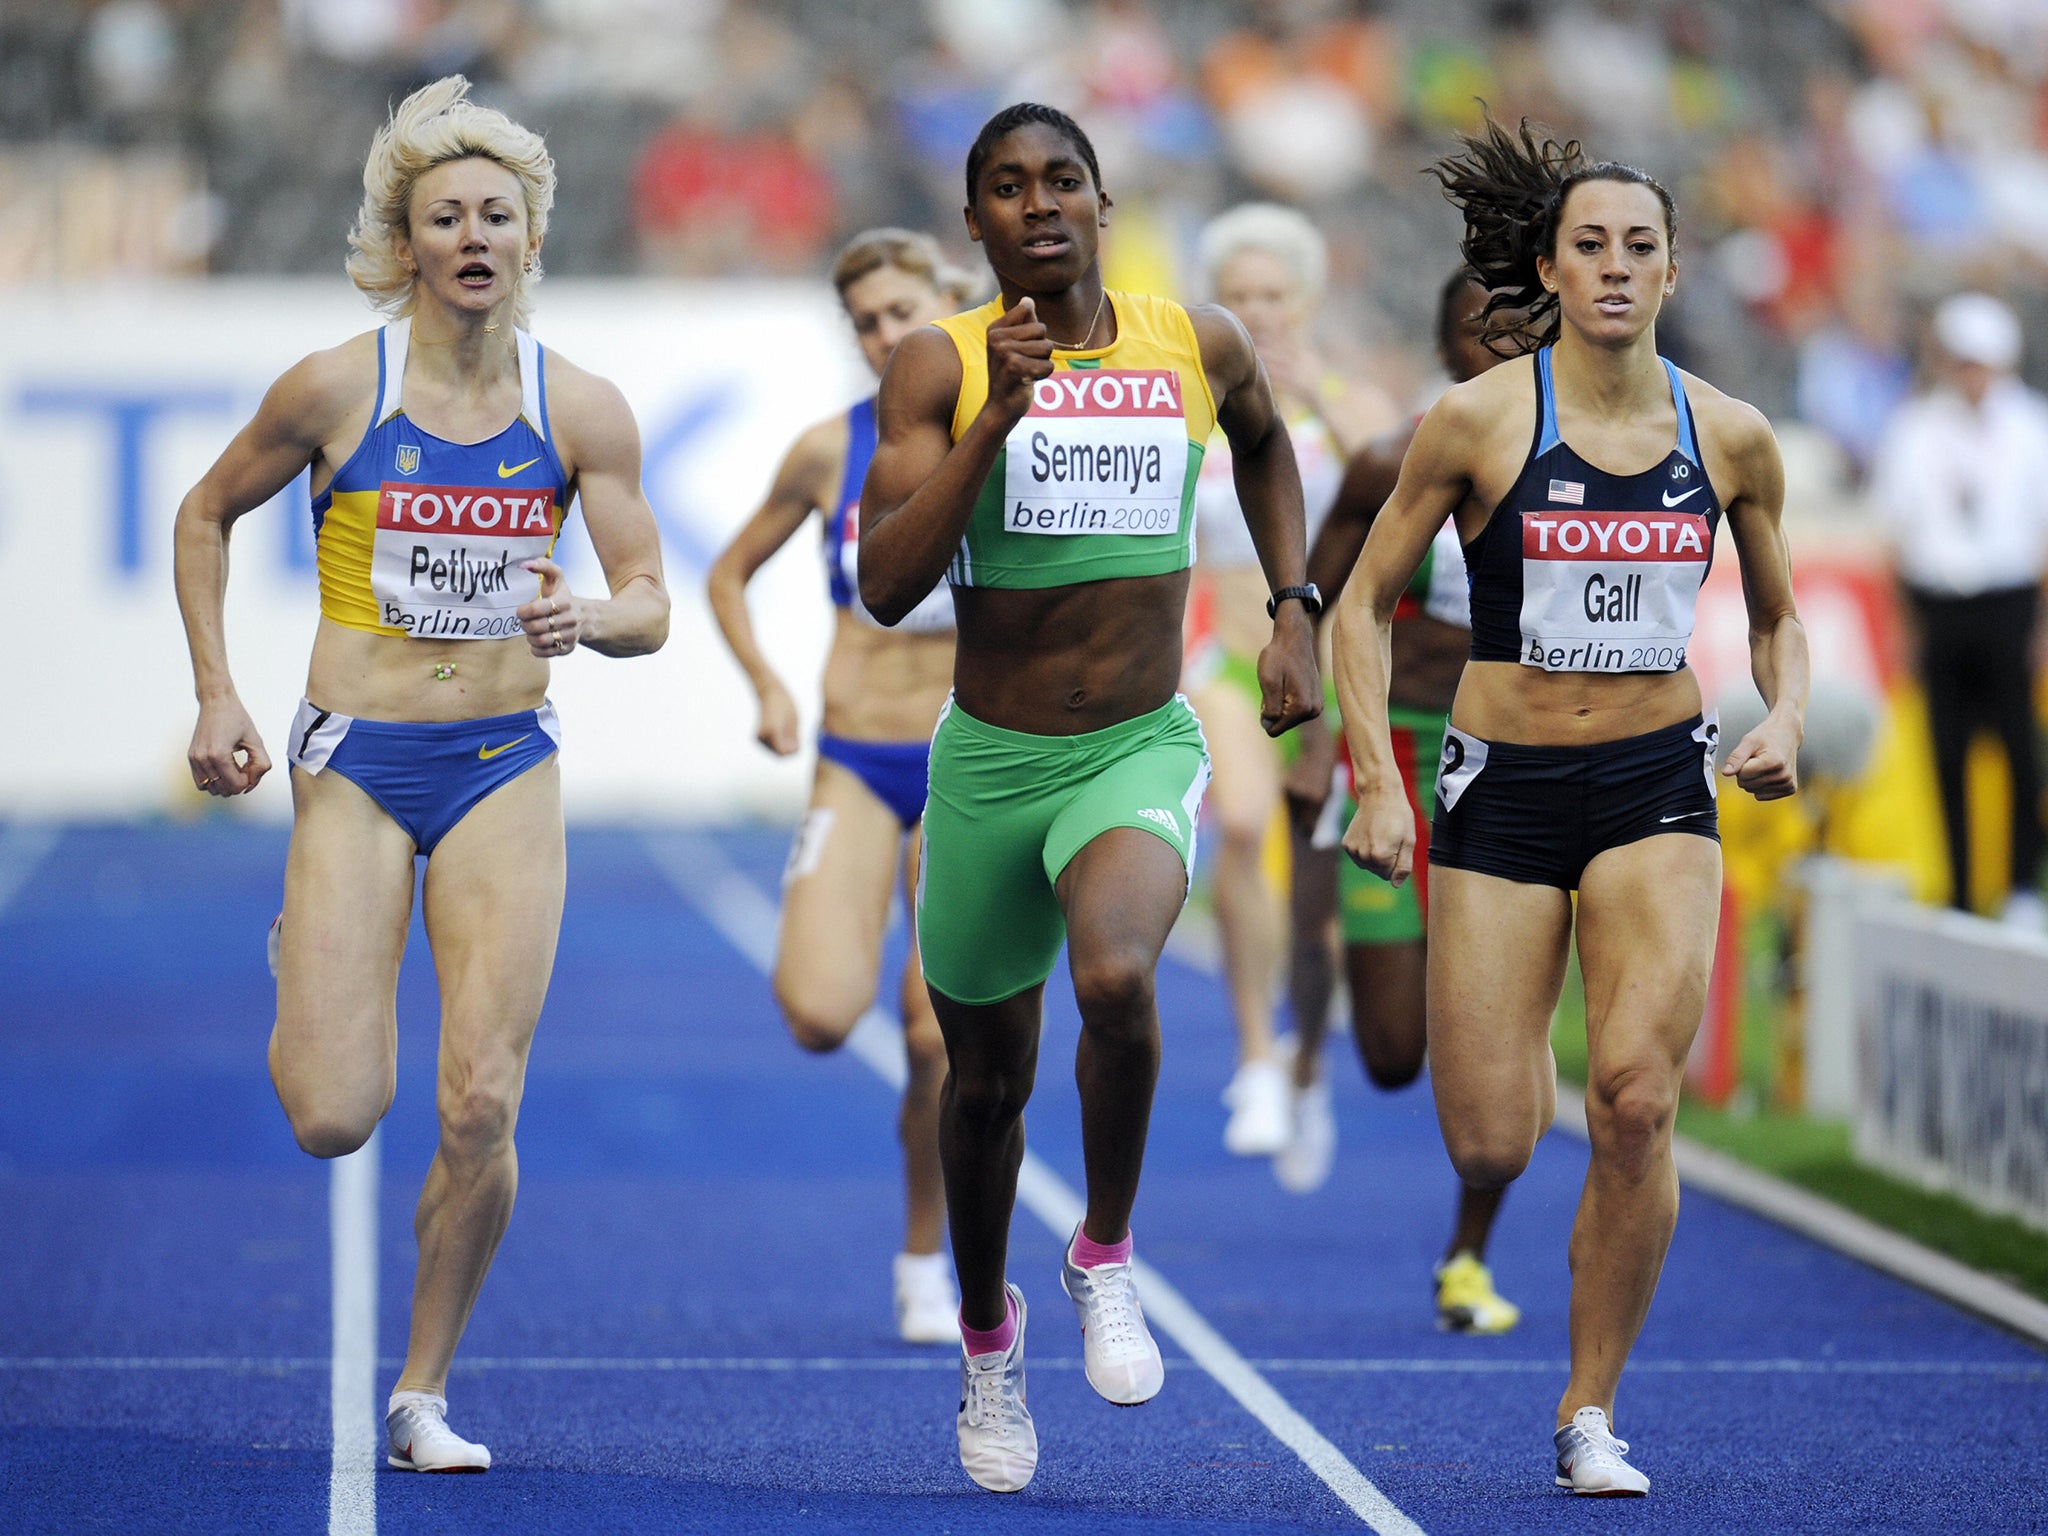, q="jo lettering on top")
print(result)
[1517,509,1713,674]
[1005,369,1190,538]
